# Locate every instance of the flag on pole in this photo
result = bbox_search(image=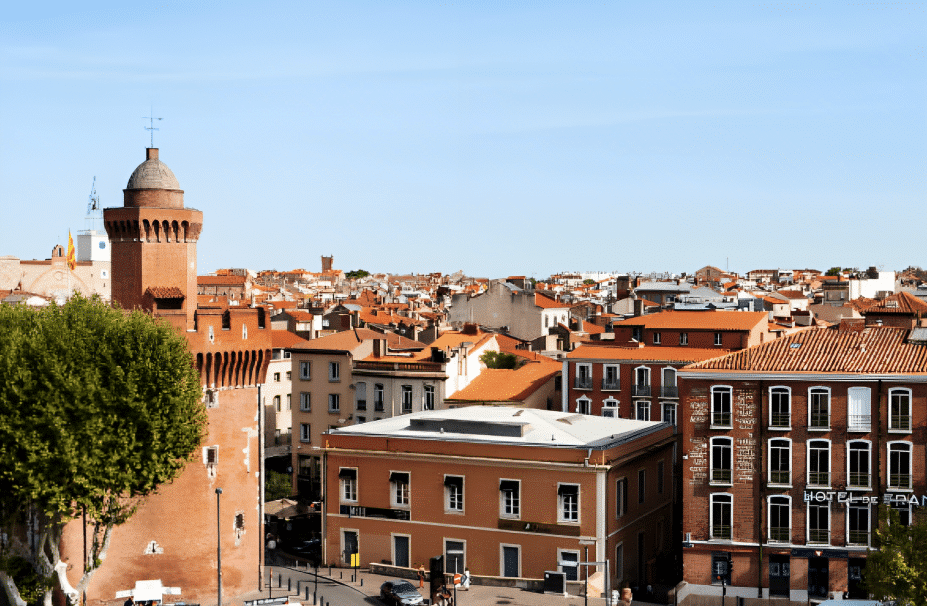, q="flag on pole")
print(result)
[67,231,76,270]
